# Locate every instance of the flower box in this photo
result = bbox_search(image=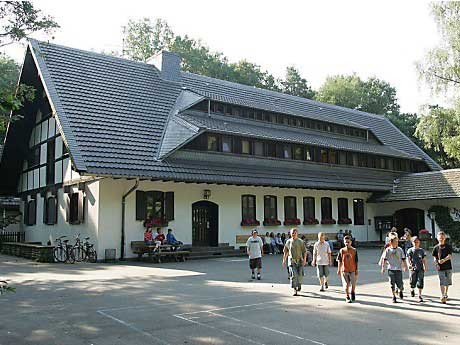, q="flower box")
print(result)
[284,218,301,226]
[337,218,352,225]
[321,218,337,225]
[143,218,168,228]
[418,229,431,240]
[263,218,281,226]
[240,219,260,227]
[303,218,319,225]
